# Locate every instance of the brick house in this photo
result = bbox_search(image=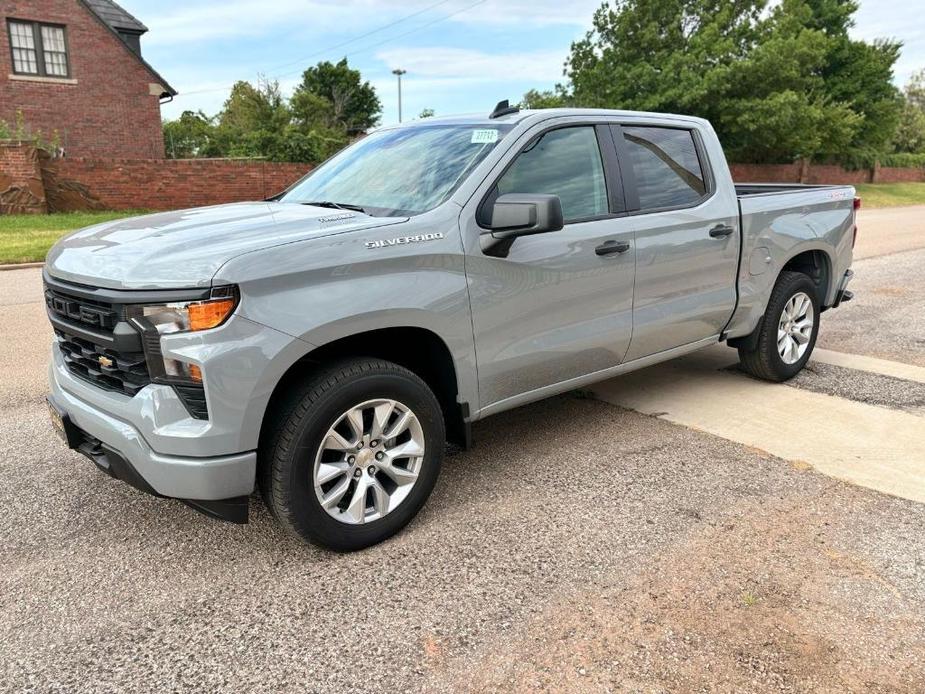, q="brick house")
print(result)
[0,0,176,158]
